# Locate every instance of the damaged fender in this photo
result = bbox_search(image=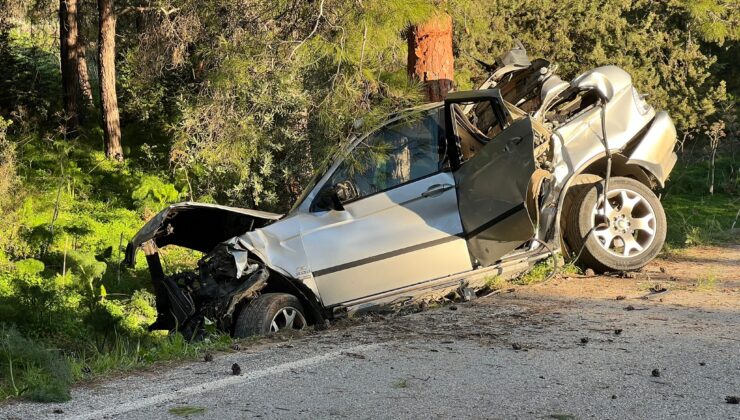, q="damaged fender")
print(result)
[626,111,678,187]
